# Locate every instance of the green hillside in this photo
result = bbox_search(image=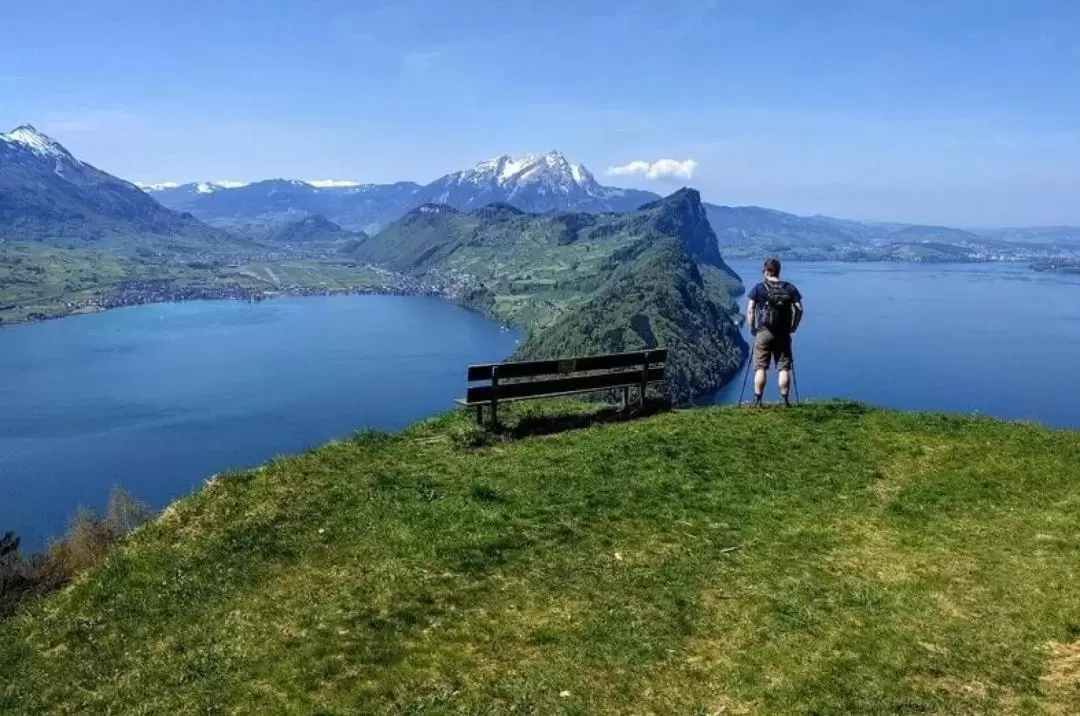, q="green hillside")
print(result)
[2,402,1078,714]
[351,190,746,401]
[516,242,742,402]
